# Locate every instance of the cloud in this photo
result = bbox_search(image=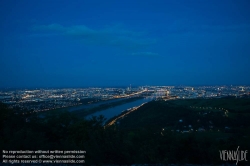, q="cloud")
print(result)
[32,24,155,49]
[131,52,160,57]
[33,24,67,32]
